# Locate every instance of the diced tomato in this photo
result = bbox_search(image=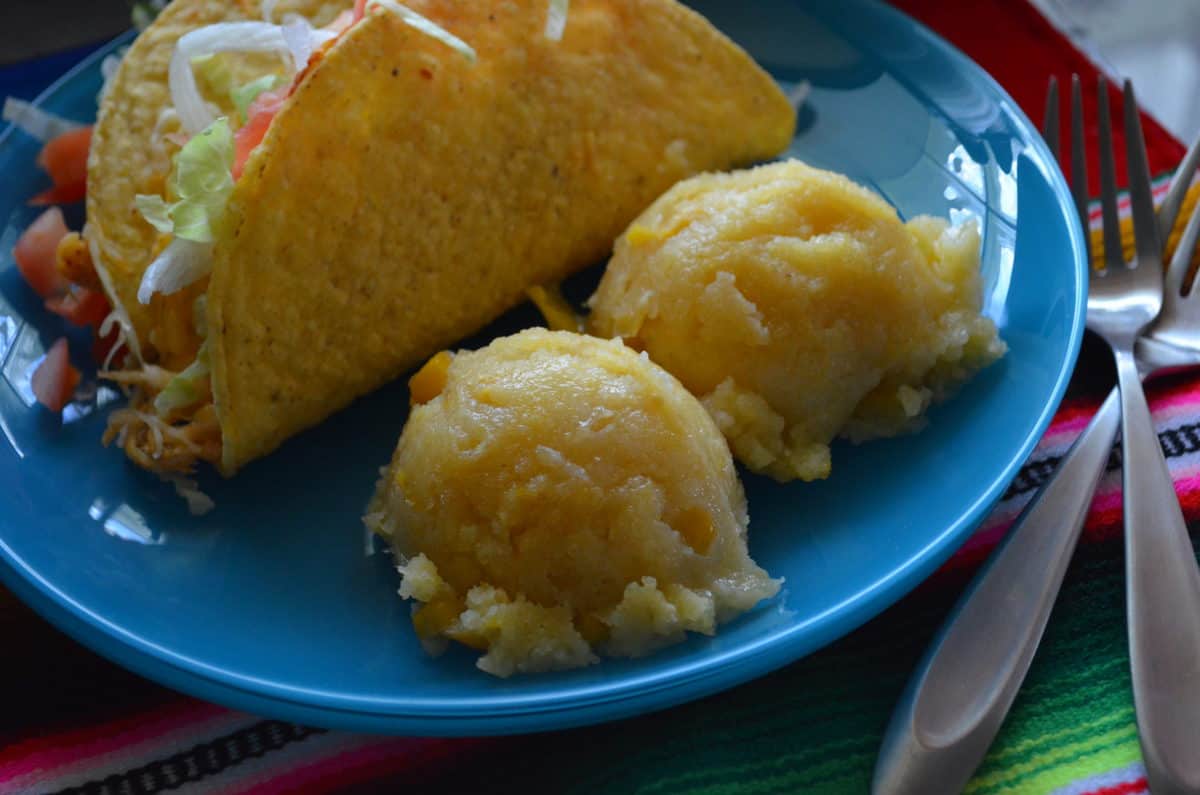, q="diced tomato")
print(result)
[14,207,70,298]
[327,8,356,34]
[31,337,80,413]
[233,89,288,179]
[45,287,110,328]
[31,126,92,206]
[229,6,361,181]
[30,184,85,206]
